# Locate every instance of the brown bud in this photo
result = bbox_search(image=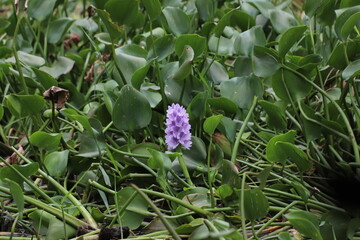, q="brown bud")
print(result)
[212,133,232,157]
[43,86,69,110]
